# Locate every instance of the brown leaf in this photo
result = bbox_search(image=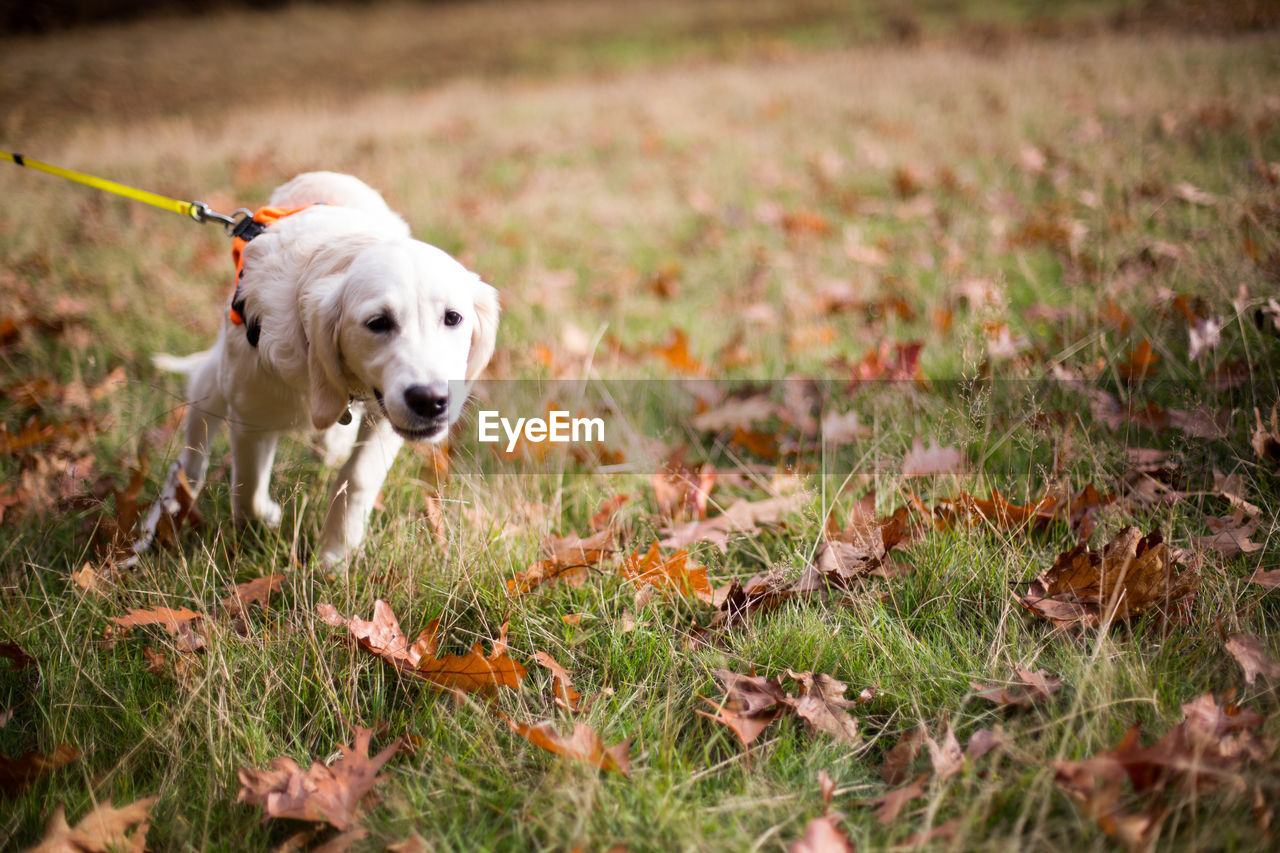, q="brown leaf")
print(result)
[0,640,36,671]
[222,574,286,616]
[1118,338,1159,380]
[698,699,781,749]
[544,528,615,567]
[711,670,786,715]
[902,819,959,848]
[965,726,1011,761]
[26,794,158,853]
[1251,406,1280,462]
[1247,569,1280,589]
[237,726,401,830]
[925,726,964,779]
[880,727,924,786]
[1014,527,1197,629]
[649,329,705,374]
[1053,755,1166,852]
[589,494,631,530]
[860,776,927,824]
[506,559,591,596]
[1225,634,1280,685]
[971,668,1064,707]
[108,606,204,634]
[620,543,713,603]
[660,491,808,551]
[319,601,525,692]
[500,714,630,776]
[788,816,854,853]
[901,438,963,478]
[931,490,1059,532]
[651,459,715,521]
[0,743,79,796]
[1193,513,1263,557]
[783,671,864,745]
[533,651,582,712]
